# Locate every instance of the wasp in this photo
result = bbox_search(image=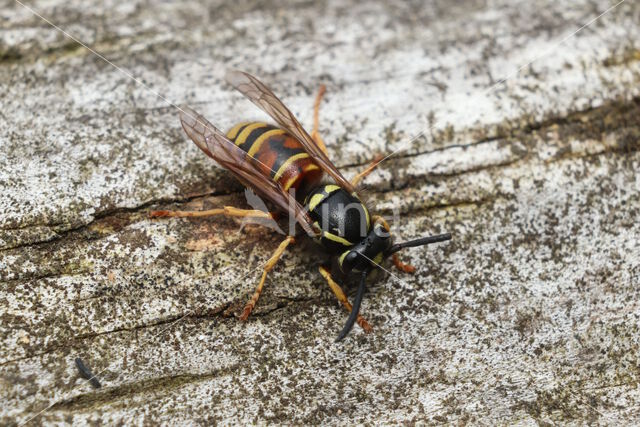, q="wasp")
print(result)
[151,71,451,341]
